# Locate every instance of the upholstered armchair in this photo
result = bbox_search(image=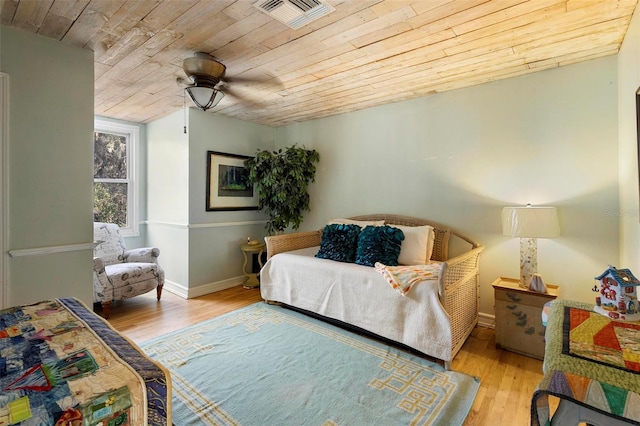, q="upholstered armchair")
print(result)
[93,222,164,319]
